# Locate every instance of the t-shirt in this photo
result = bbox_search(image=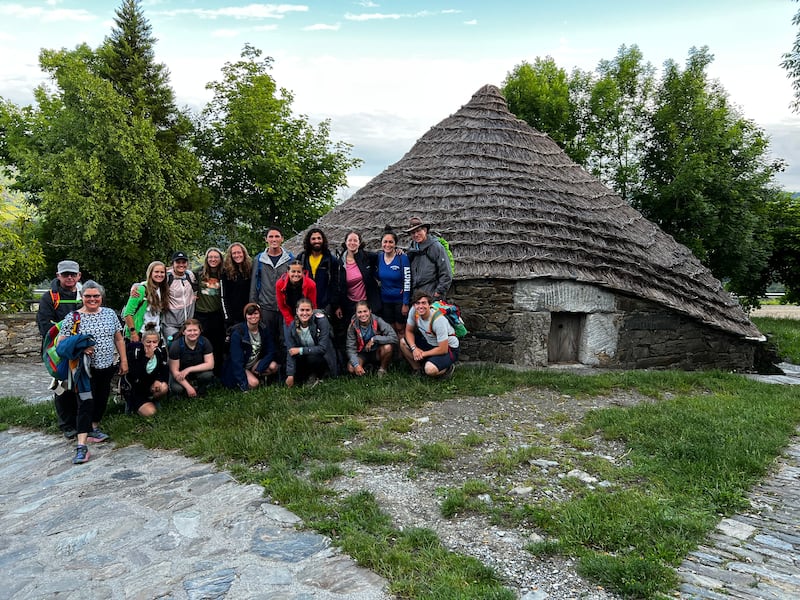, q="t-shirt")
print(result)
[308,253,322,278]
[345,261,366,302]
[377,253,410,304]
[60,308,122,369]
[407,306,459,349]
[169,335,213,370]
